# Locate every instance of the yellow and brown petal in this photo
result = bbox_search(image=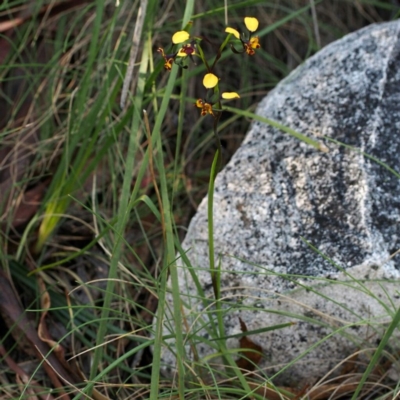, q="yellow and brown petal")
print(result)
[164,58,174,70]
[244,37,260,55]
[158,47,177,69]
[249,36,260,49]
[196,99,214,116]
[177,43,196,57]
